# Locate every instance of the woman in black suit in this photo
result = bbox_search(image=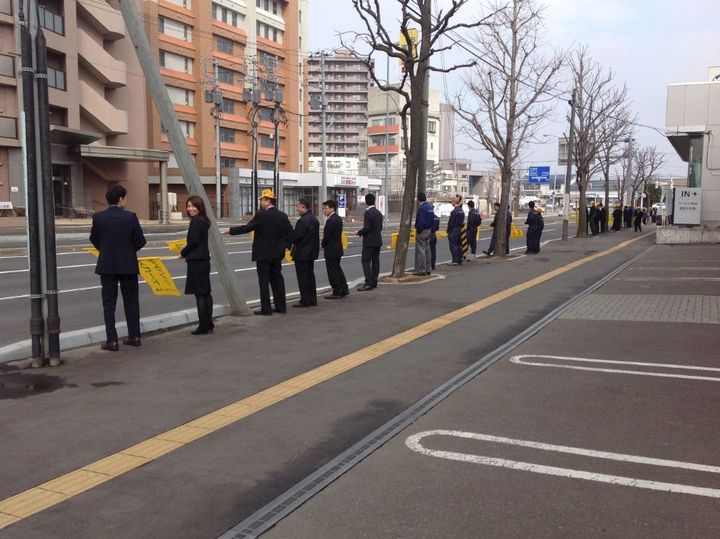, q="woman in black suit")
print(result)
[181,196,214,335]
